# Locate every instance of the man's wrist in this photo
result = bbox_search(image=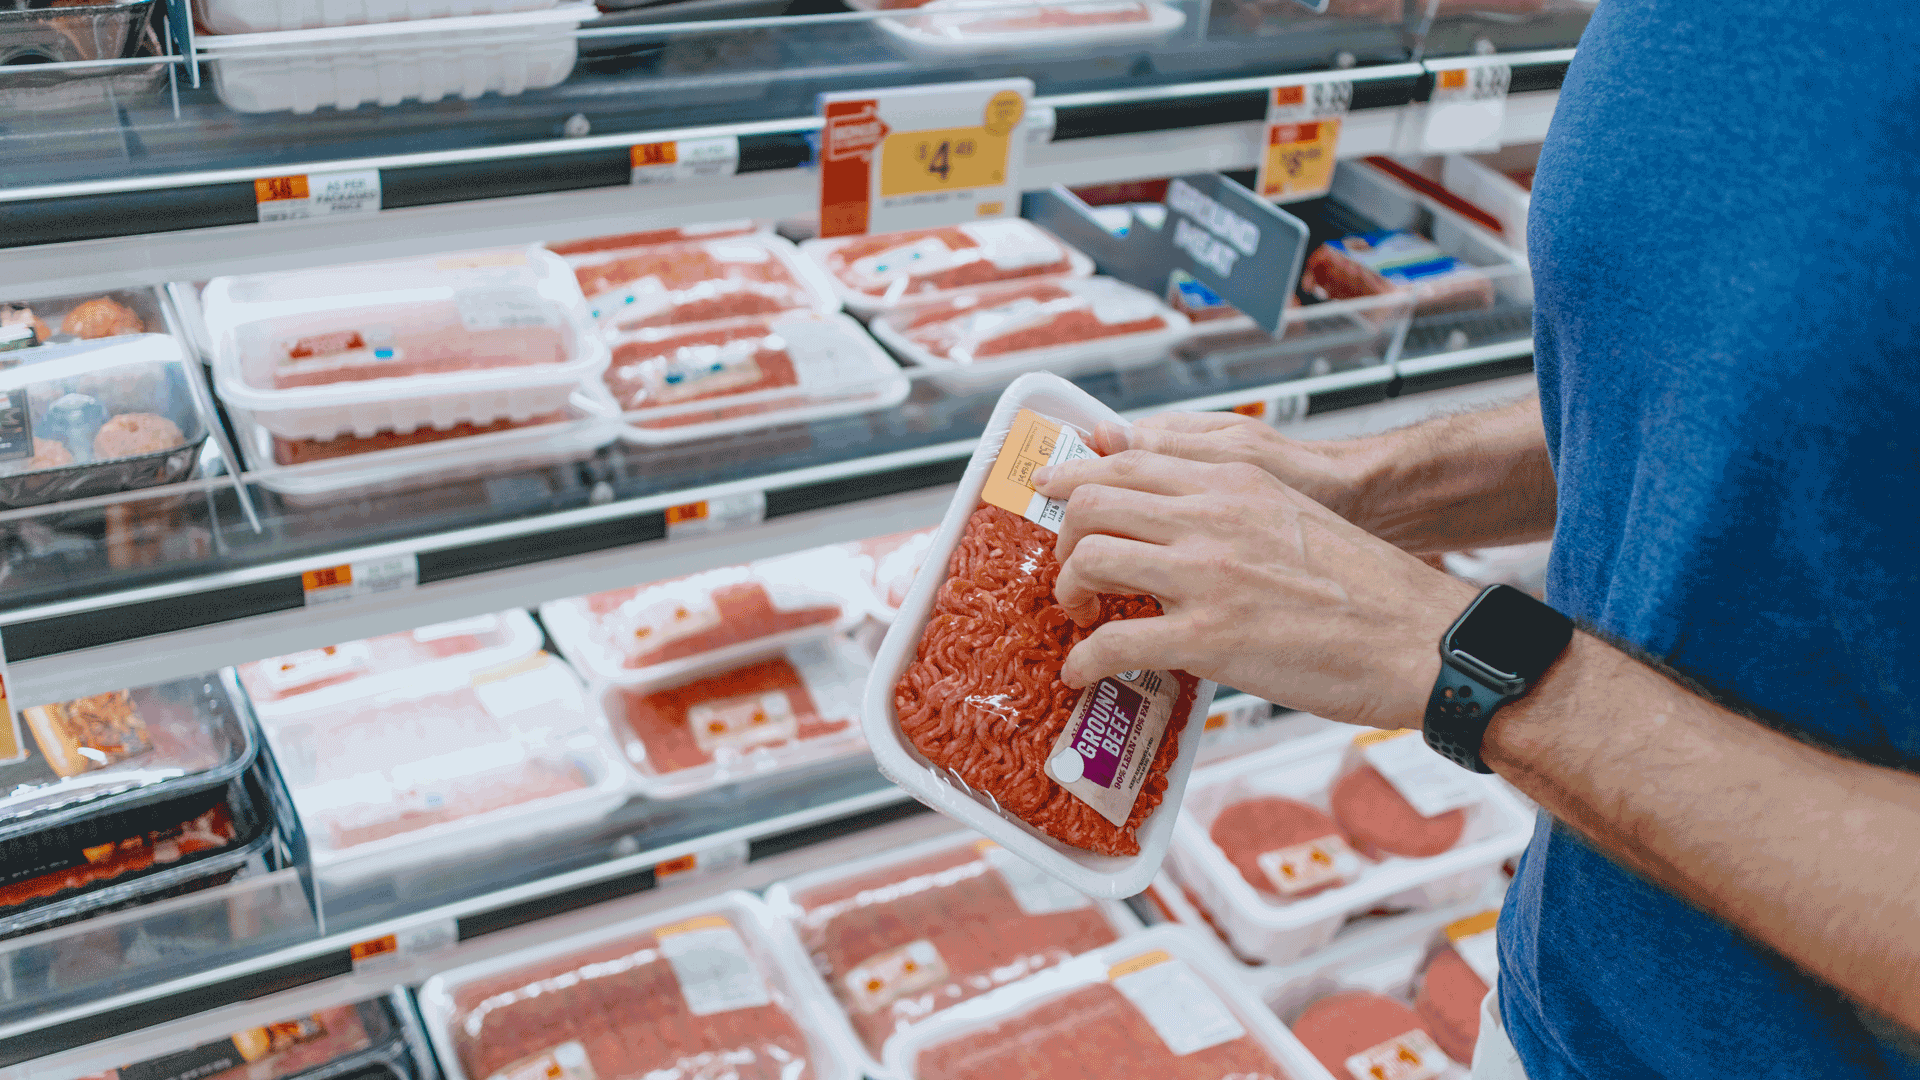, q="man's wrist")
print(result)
[1479,628,1595,777]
